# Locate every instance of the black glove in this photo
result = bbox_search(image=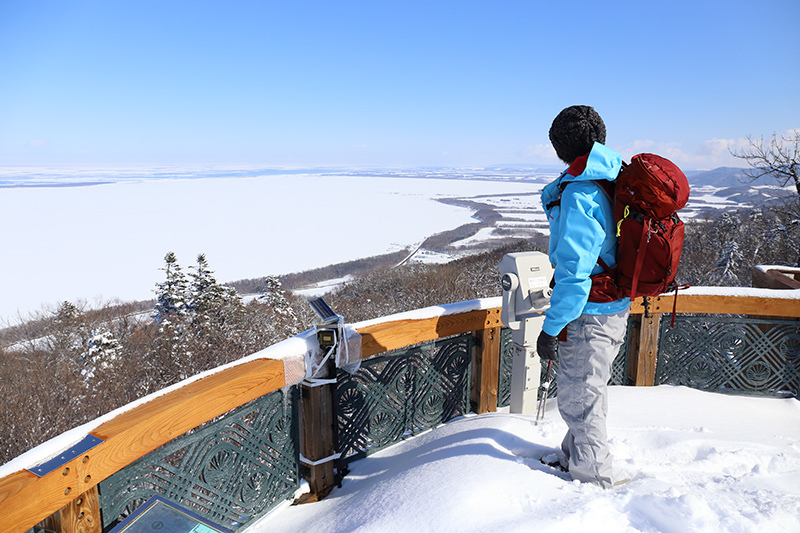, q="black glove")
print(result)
[536,331,559,361]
